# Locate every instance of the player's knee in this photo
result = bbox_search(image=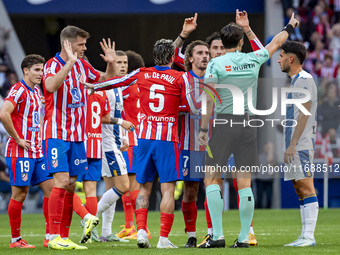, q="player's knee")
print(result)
[298,185,315,197]
[66,180,76,193]
[116,181,129,193]
[12,192,27,203]
[183,183,198,202]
